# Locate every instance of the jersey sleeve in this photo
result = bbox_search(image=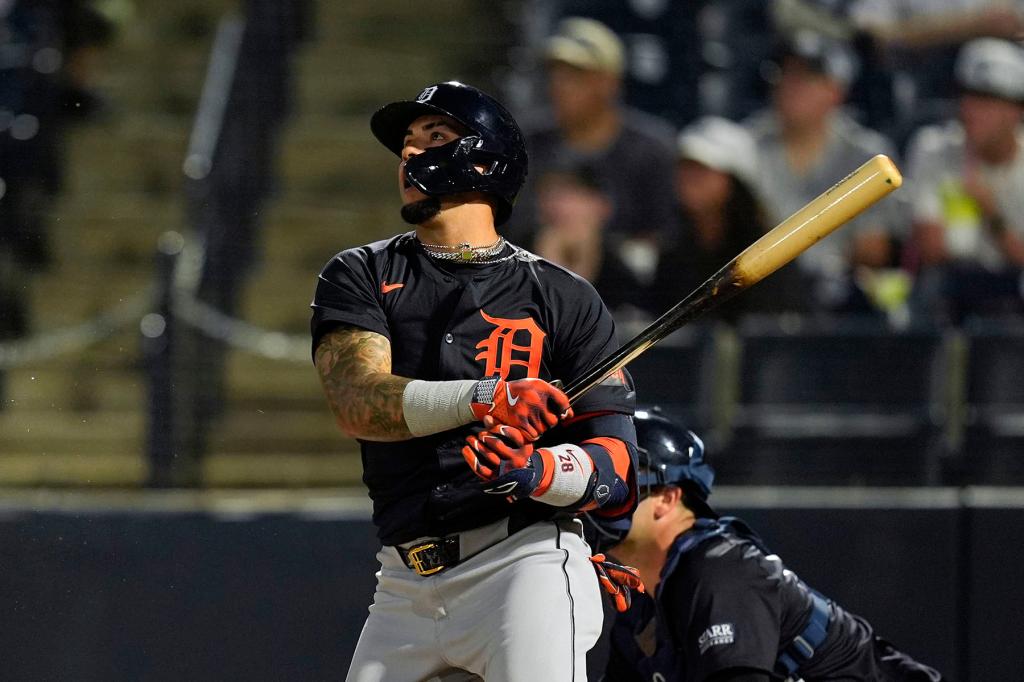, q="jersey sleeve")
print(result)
[549,275,635,416]
[309,248,390,356]
[668,543,782,681]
